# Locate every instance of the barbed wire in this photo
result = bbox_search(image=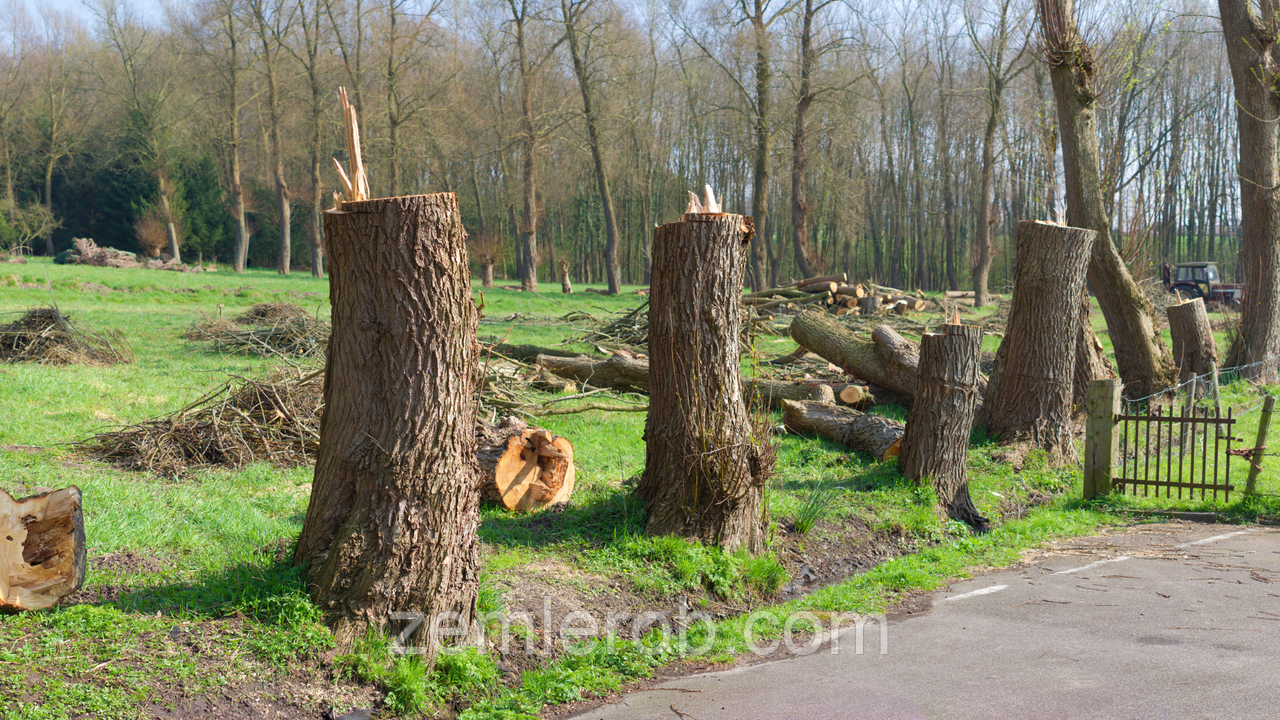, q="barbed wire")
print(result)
[1120,352,1280,411]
